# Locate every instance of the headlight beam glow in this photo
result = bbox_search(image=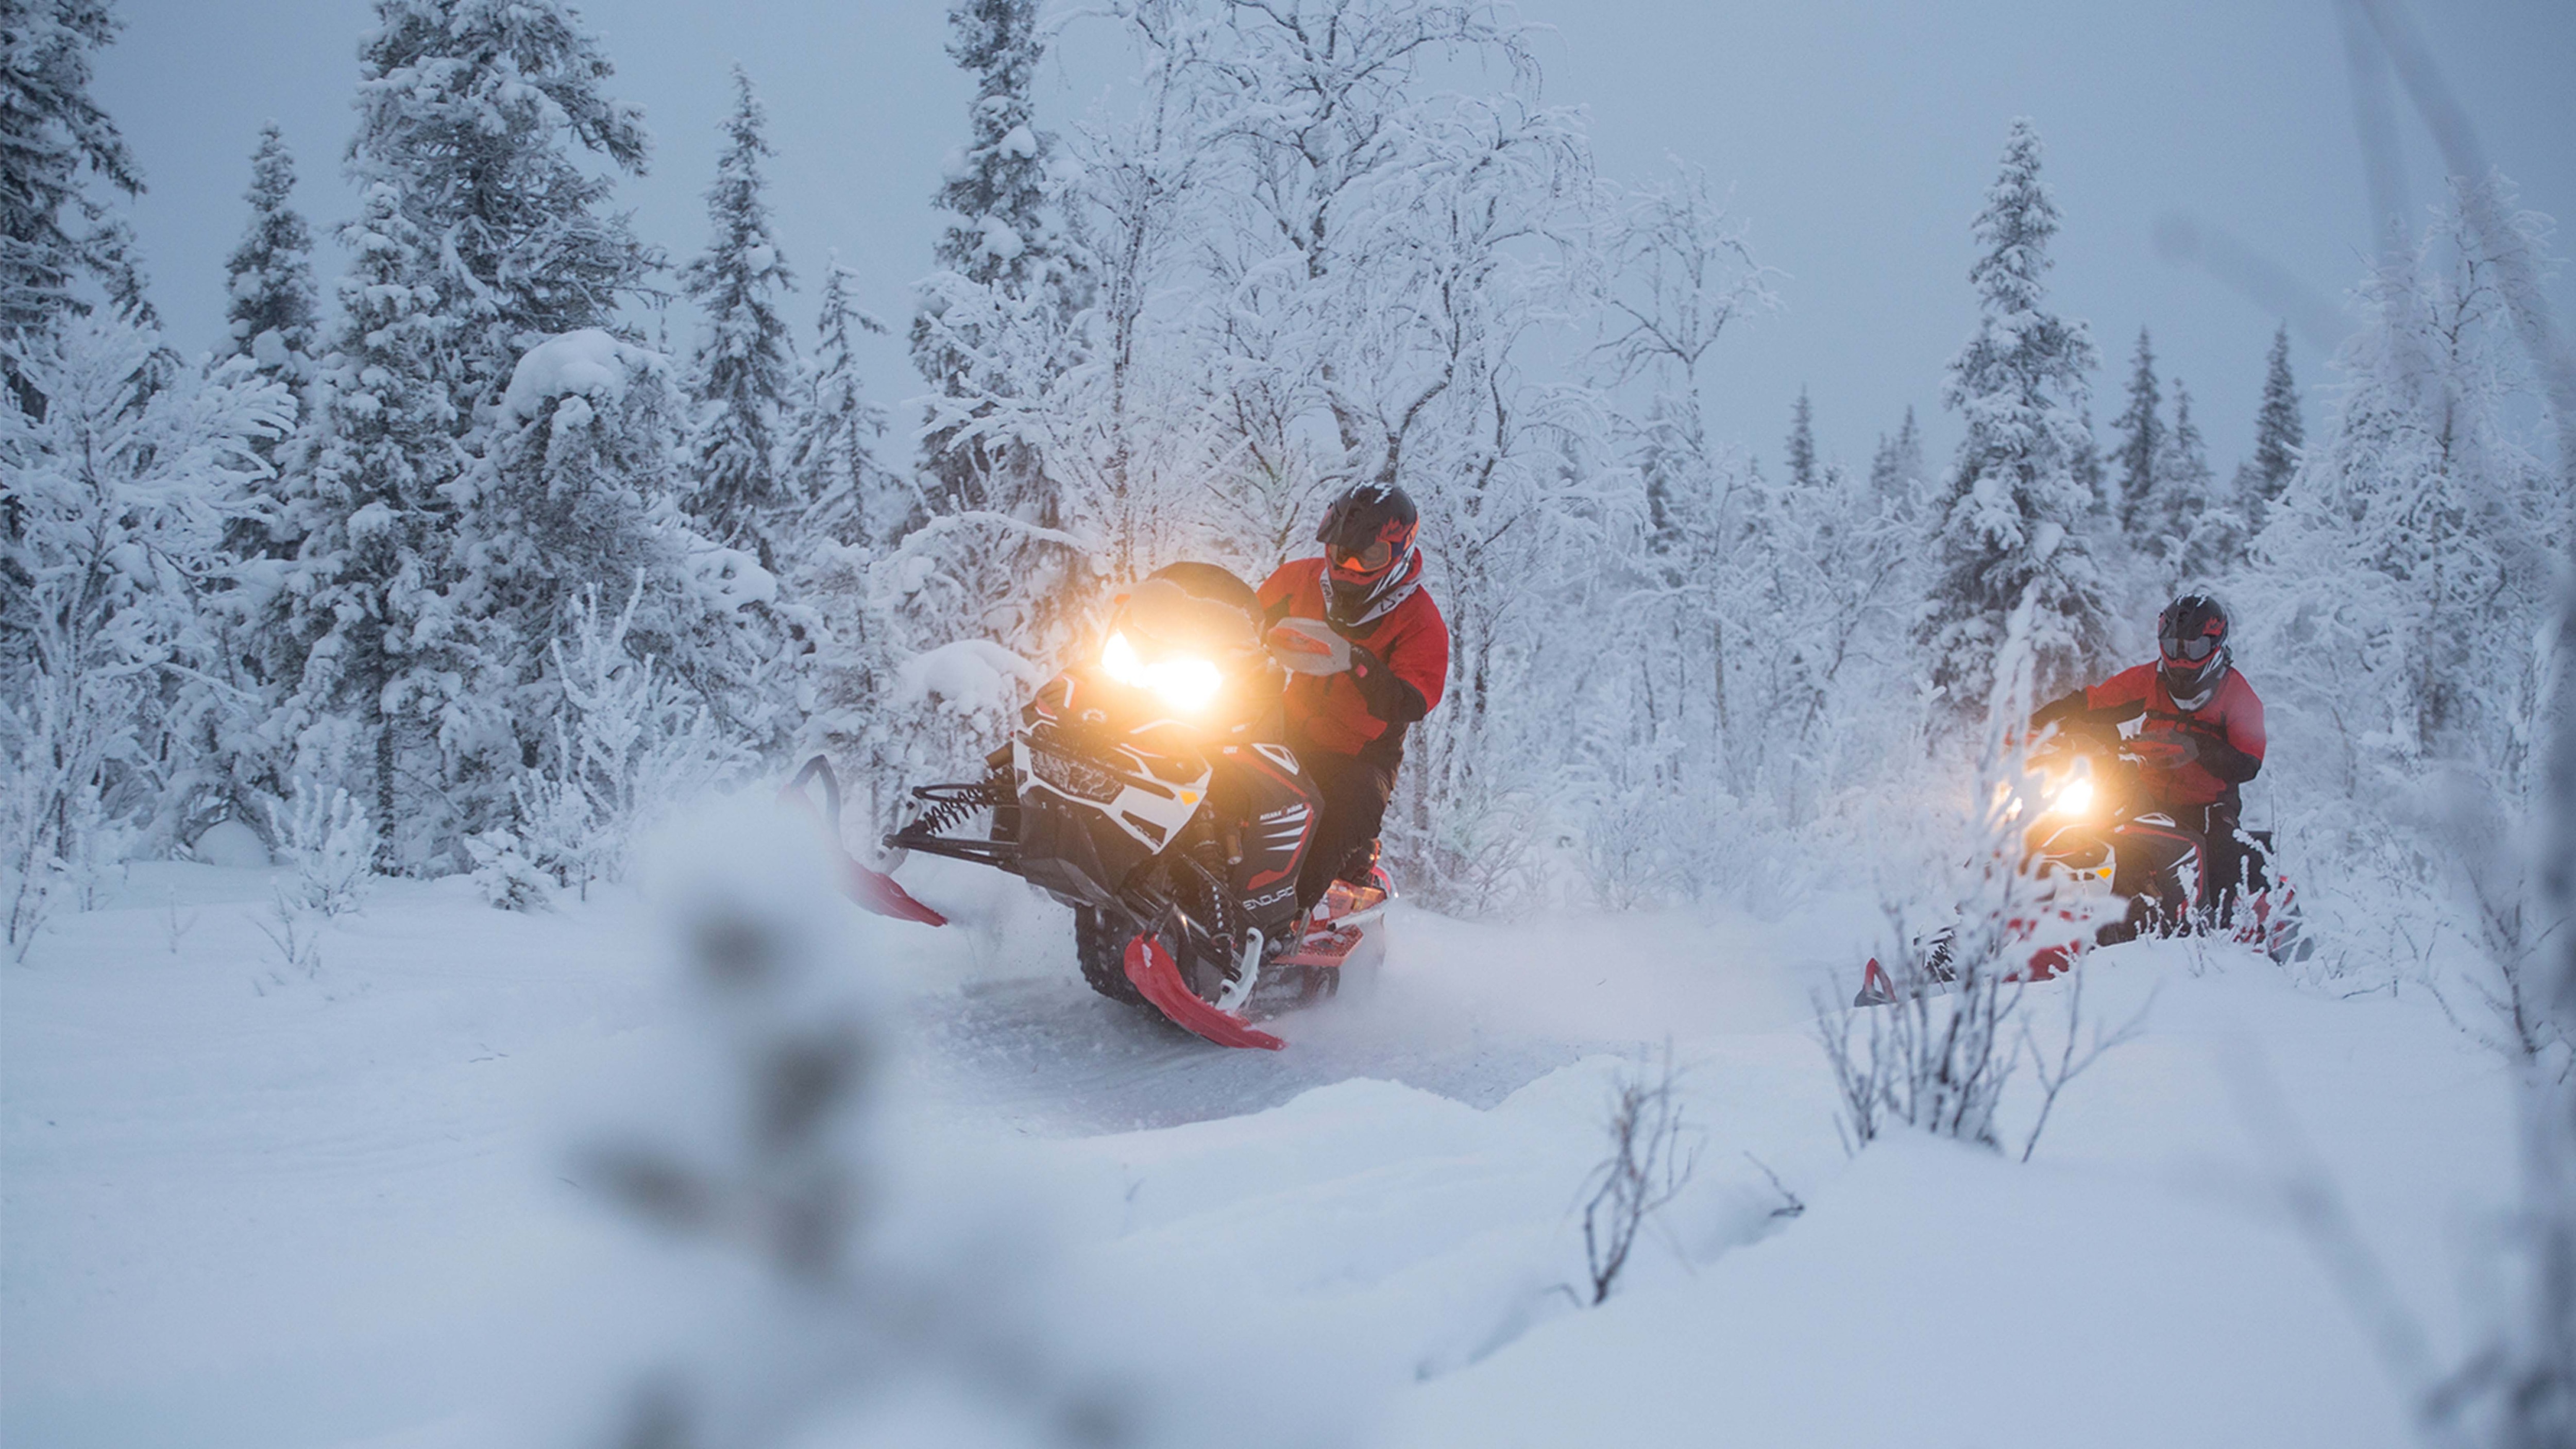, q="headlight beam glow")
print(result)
[1102,630,1224,713]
